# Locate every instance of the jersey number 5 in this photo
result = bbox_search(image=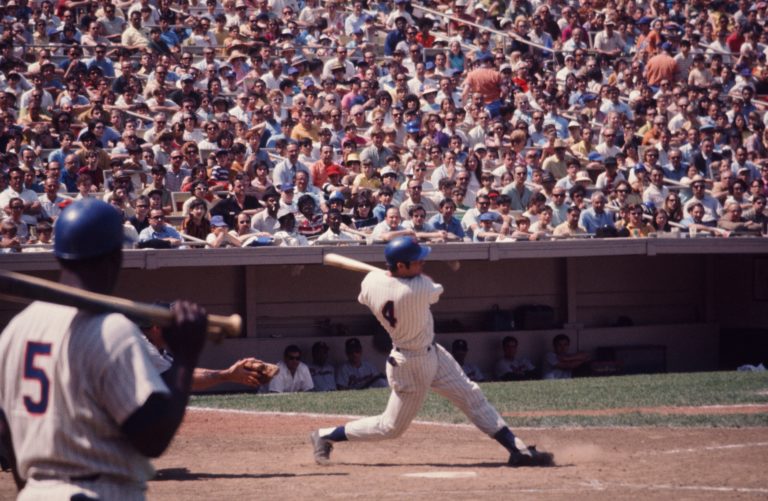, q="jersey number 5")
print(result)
[24,342,52,415]
[381,301,397,328]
